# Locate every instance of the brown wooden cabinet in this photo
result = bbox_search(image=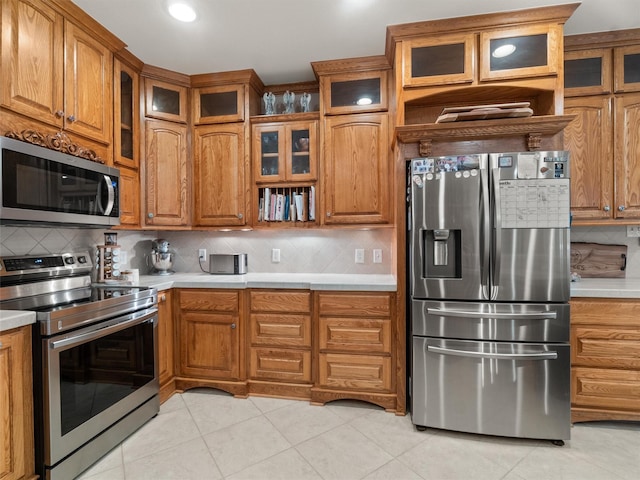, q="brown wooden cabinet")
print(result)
[248,290,312,398]
[117,165,141,227]
[193,84,245,124]
[176,289,246,396]
[565,30,640,224]
[144,78,188,124]
[312,292,397,411]
[570,297,640,423]
[322,113,390,225]
[0,326,37,480]
[1,0,114,145]
[193,123,249,227]
[114,54,141,170]
[157,289,175,403]
[143,119,190,227]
